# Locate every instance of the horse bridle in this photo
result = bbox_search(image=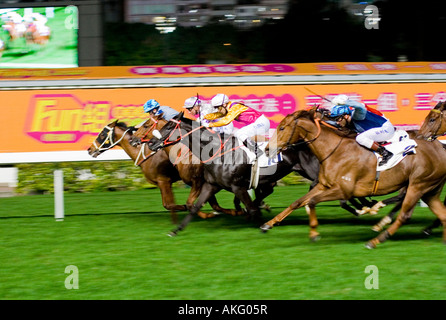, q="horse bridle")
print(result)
[93,124,131,153]
[284,112,344,163]
[285,115,322,149]
[139,116,161,142]
[427,109,445,141]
